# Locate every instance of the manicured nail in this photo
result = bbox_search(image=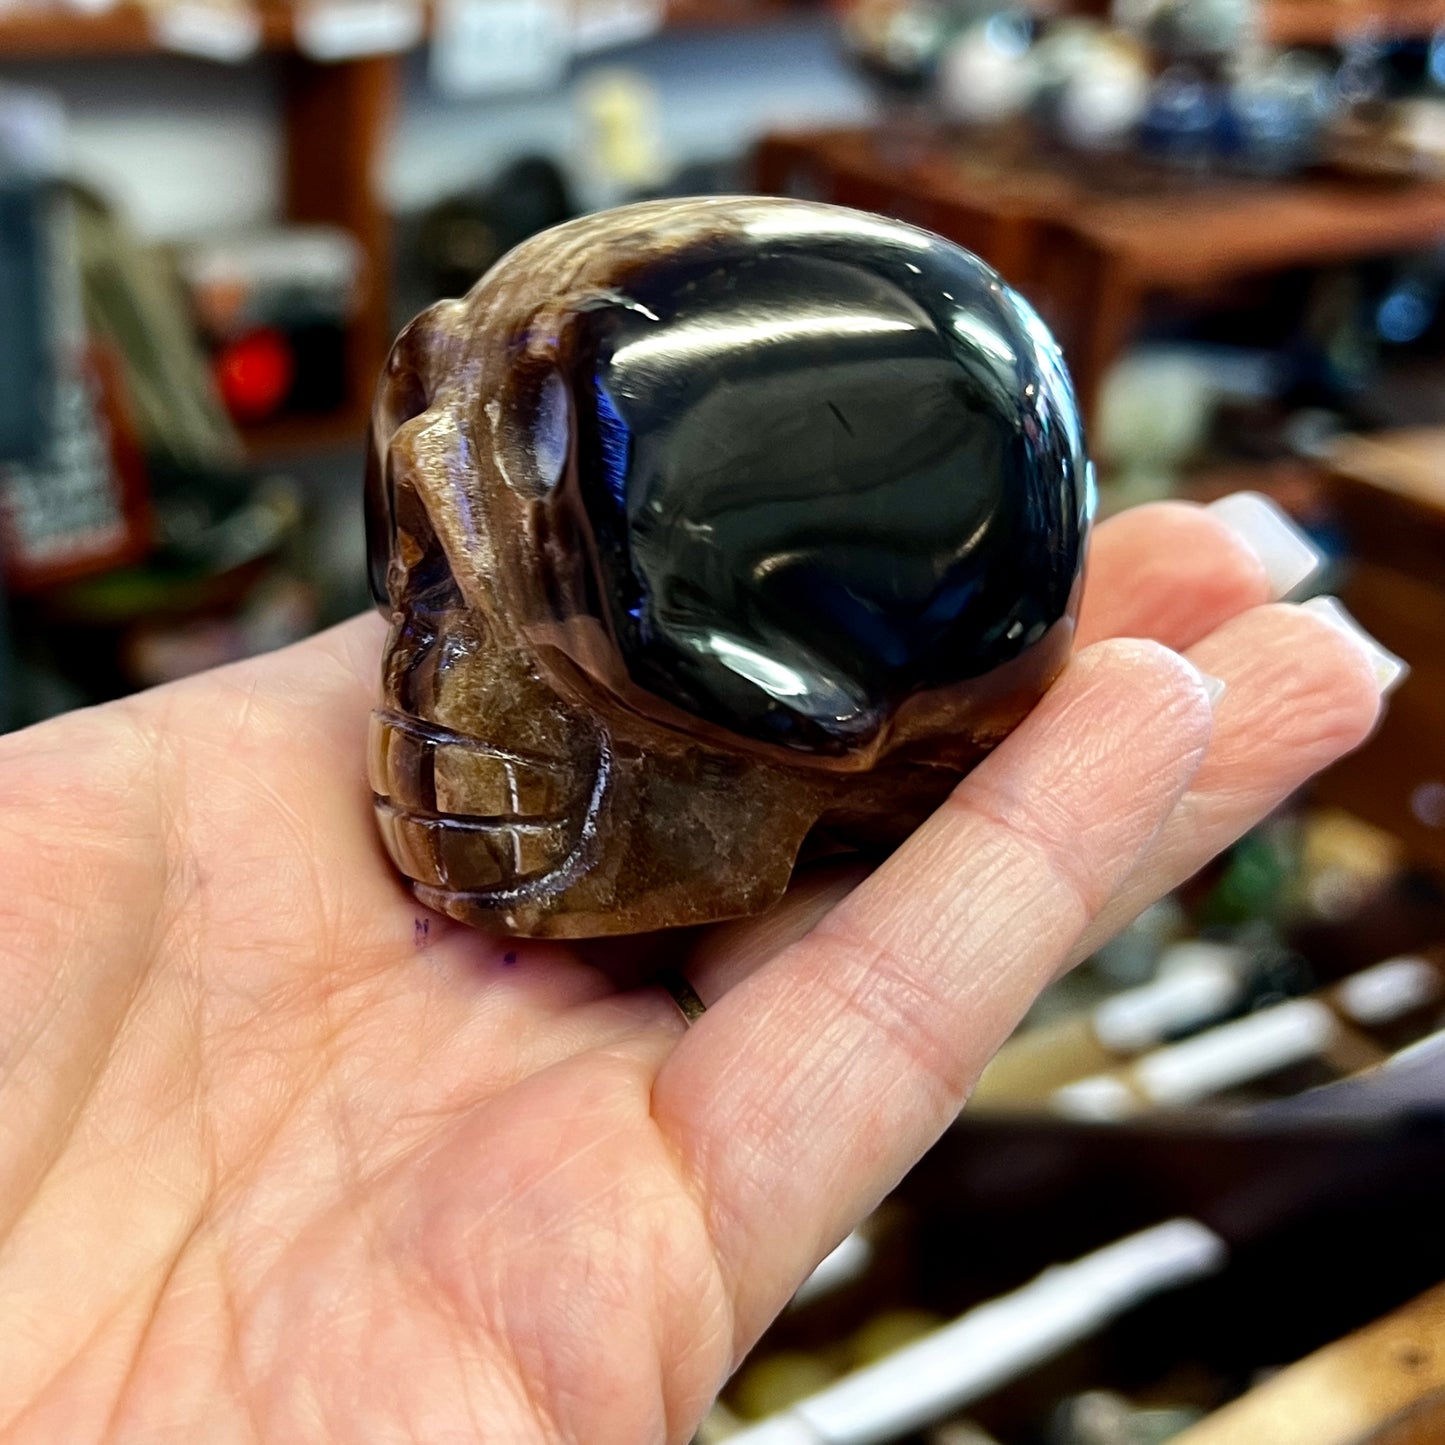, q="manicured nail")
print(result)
[1199,672,1227,707]
[1178,655,1227,708]
[1208,491,1323,599]
[1299,596,1410,695]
